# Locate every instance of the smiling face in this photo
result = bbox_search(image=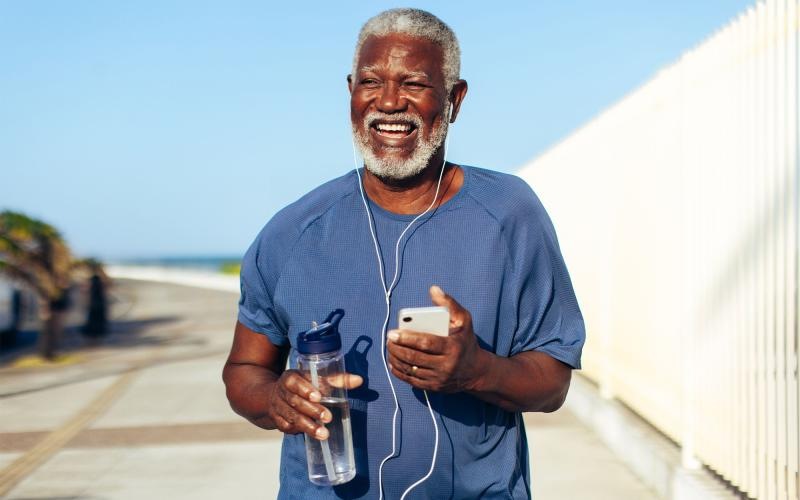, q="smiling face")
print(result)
[349,34,451,181]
